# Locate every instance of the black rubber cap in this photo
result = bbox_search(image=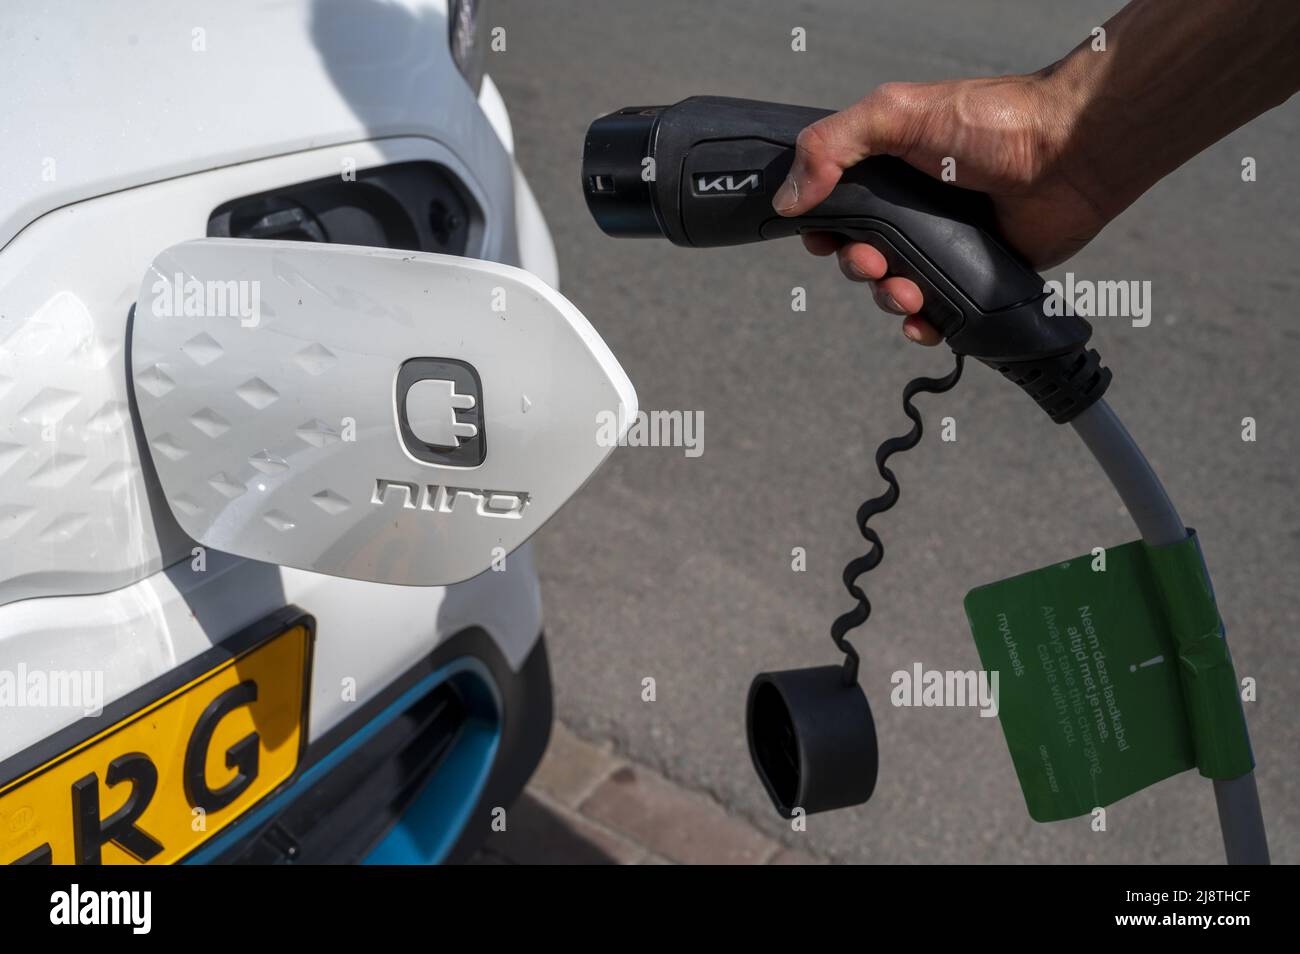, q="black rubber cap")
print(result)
[581,107,664,237]
[746,666,878,818]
